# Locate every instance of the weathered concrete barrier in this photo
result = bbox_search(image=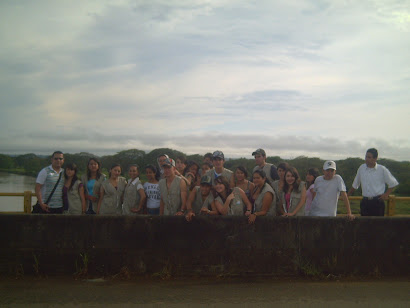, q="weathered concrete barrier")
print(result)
[0,214,409,277]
